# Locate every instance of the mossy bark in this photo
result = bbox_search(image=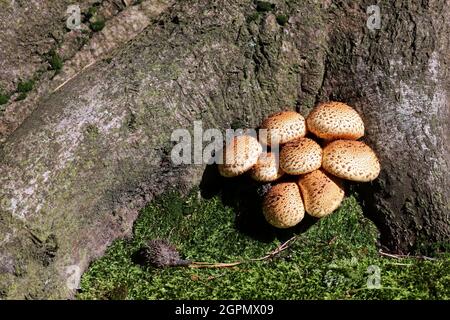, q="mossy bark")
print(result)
[0,0,449,299]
